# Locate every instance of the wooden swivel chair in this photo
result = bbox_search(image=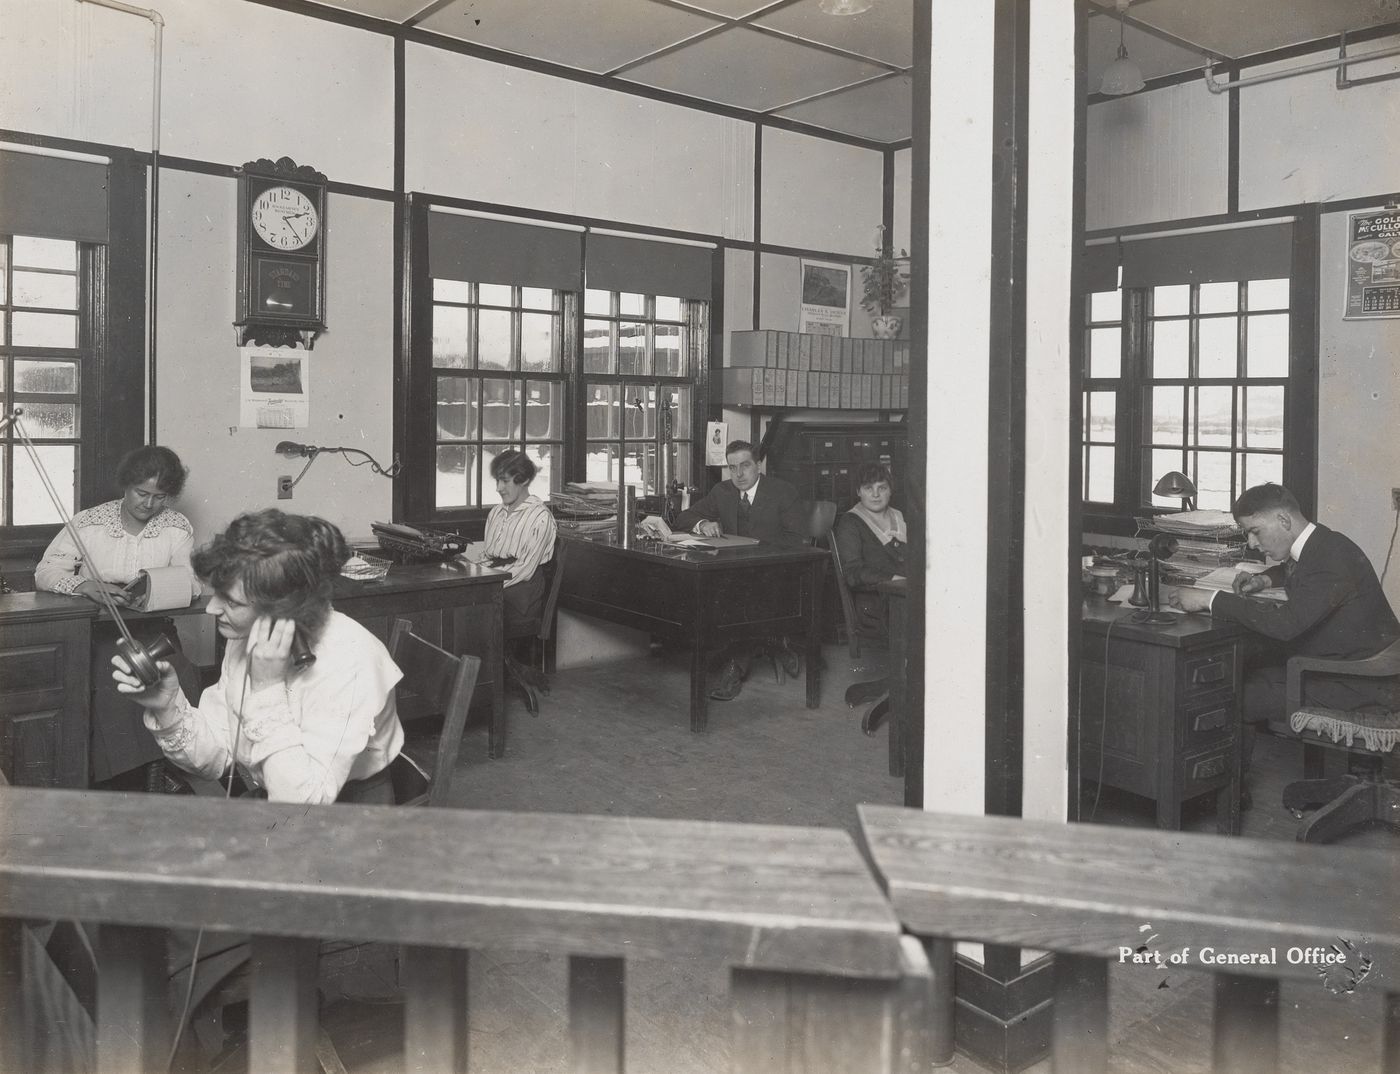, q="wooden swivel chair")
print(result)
[381,618,482,807]
[828,531,895,733]
[828,532,888,660]
[502,537,568,716]
[757,501,836,685]
[1272,638,1400,843]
